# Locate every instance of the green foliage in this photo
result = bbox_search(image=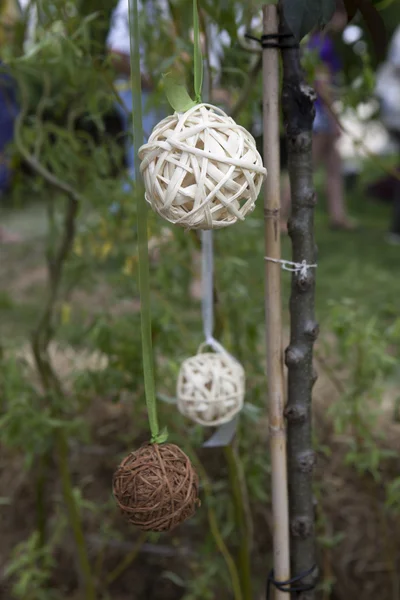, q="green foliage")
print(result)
[5,524,65,600]
[202,0,239,41]
[344,0,387,60]
[0,356,87,469]
[10,14,114,117]
[281,0,387,60]
[182,558,228,600]
[282,0,336,41]
[163,75,197,112]
[386,478,400,513]
[323,300,398,479]
[339,52,376,110]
